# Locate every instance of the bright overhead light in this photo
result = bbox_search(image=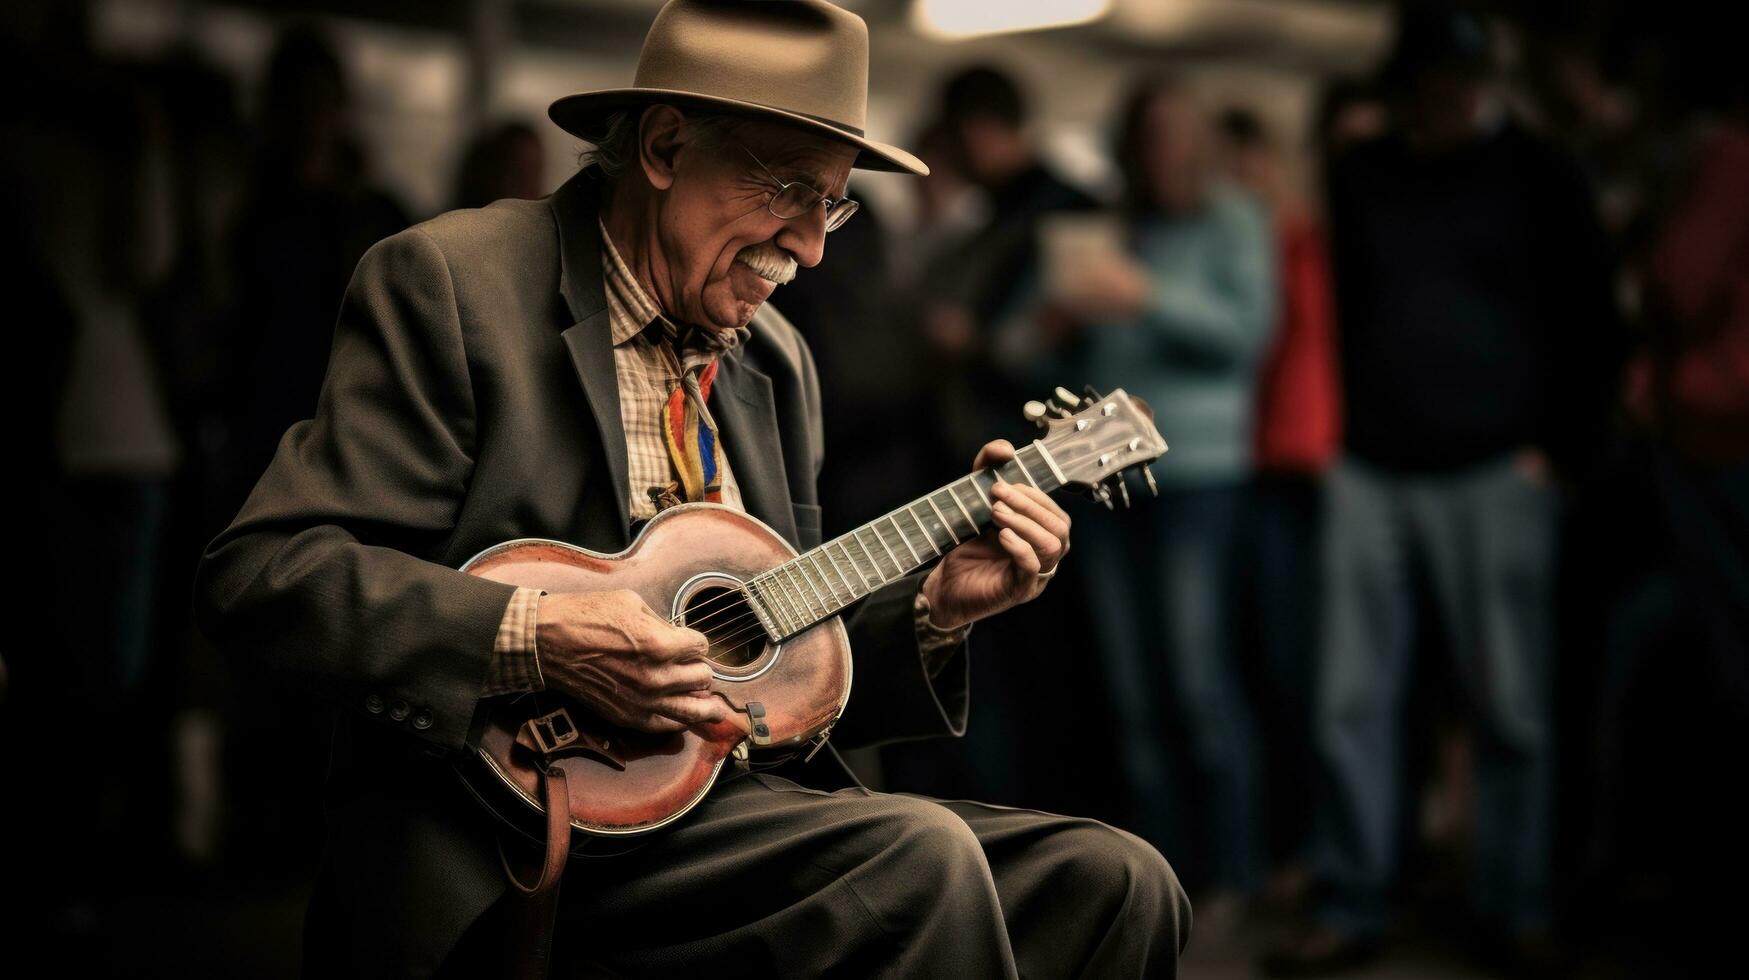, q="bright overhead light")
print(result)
[912,0,1113,40]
